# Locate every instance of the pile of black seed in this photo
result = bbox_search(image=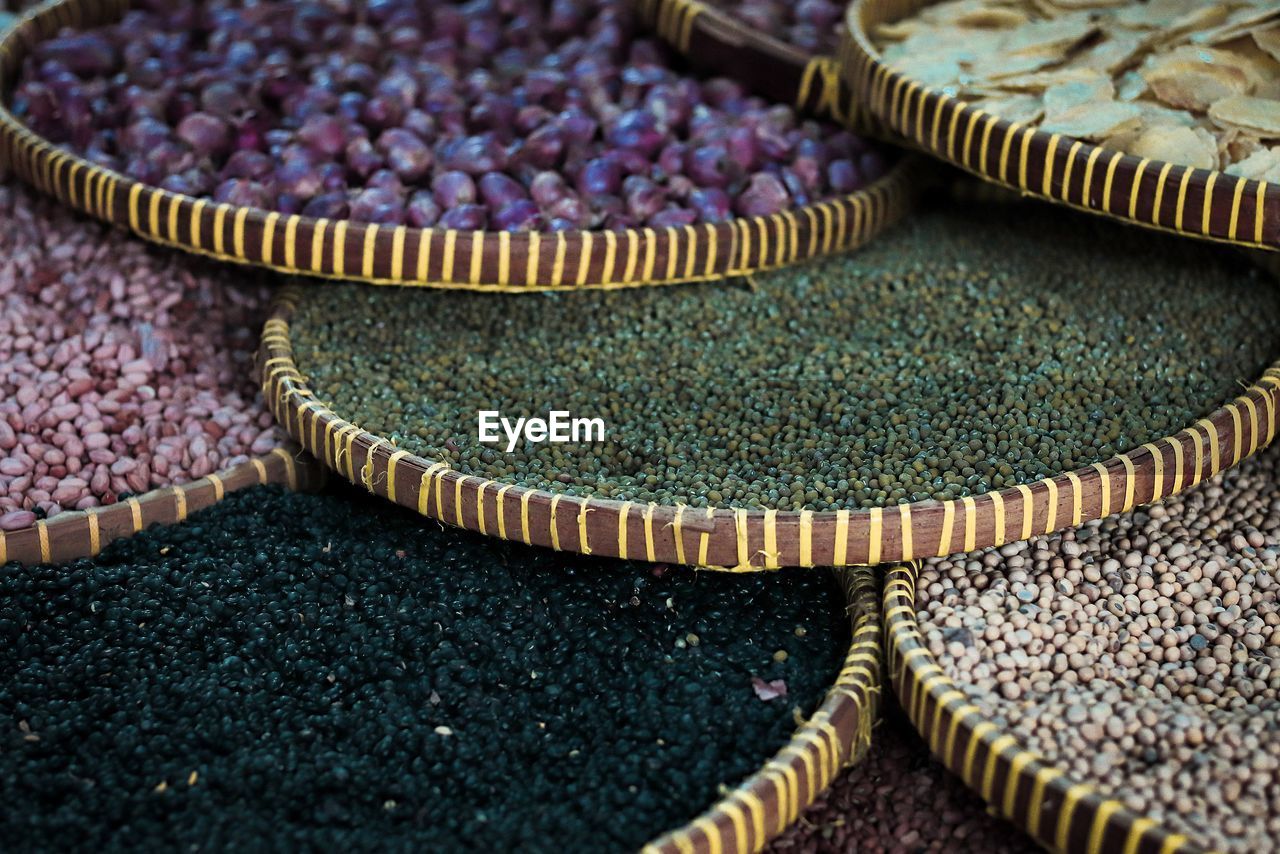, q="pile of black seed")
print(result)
[0,485,846,852]
[289,202,1280,511]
